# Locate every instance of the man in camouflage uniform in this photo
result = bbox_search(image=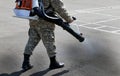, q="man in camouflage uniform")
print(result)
[22,0,74,71]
